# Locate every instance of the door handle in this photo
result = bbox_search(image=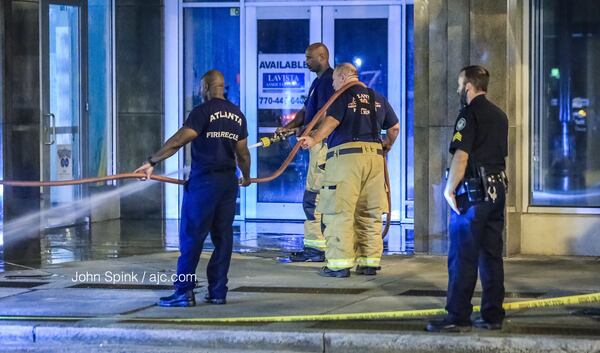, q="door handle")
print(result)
[43,113,56,145]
